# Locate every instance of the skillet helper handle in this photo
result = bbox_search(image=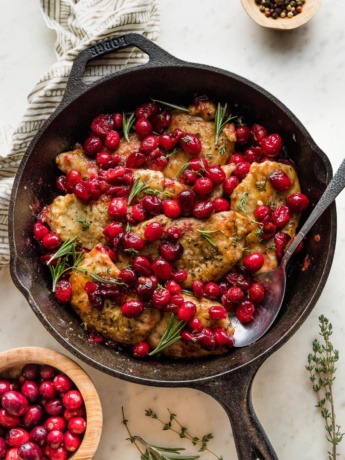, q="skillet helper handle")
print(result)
[62,33,180,104]
[193,361,278,460]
